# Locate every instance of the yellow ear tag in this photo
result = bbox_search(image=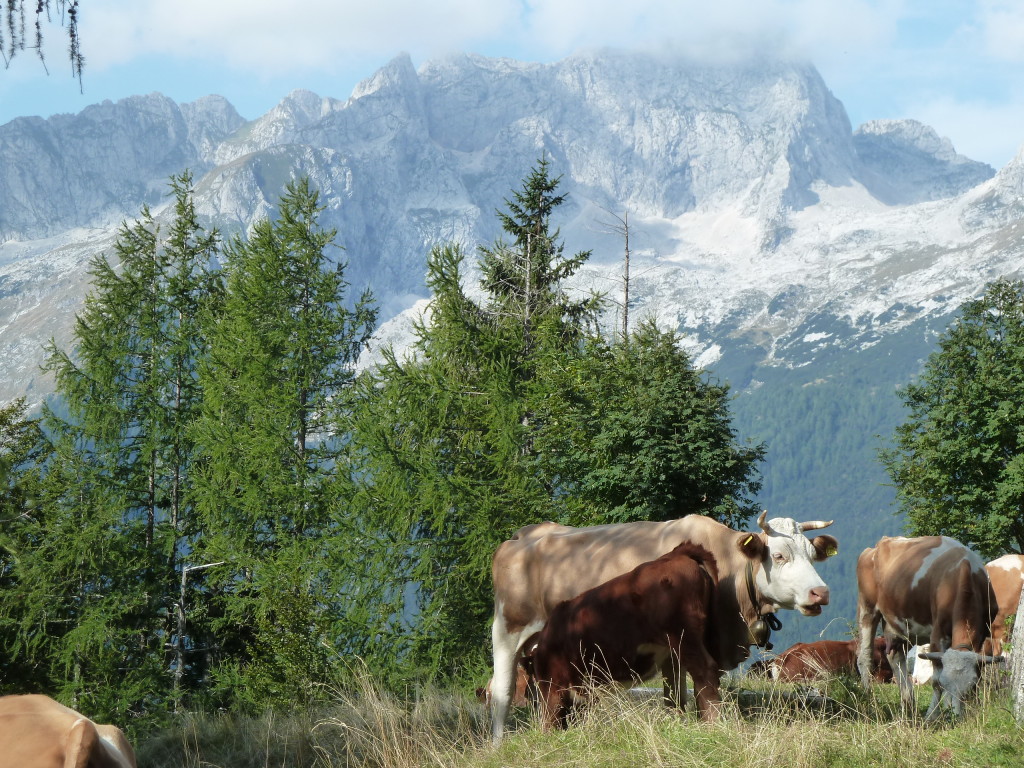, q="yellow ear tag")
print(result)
[827,546,838,557]
[743,535,753,546]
